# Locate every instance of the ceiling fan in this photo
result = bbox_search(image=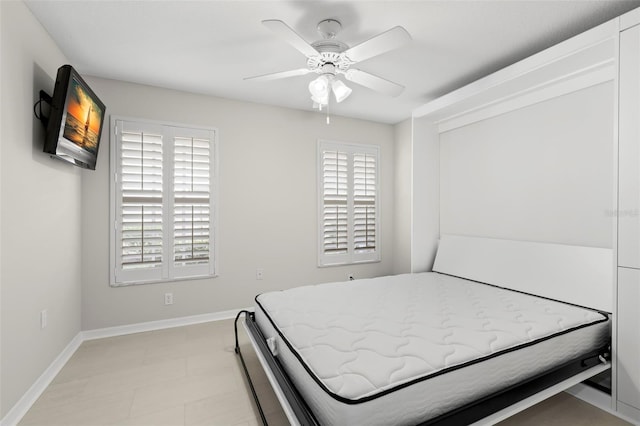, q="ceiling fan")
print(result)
[245,19,412,109]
